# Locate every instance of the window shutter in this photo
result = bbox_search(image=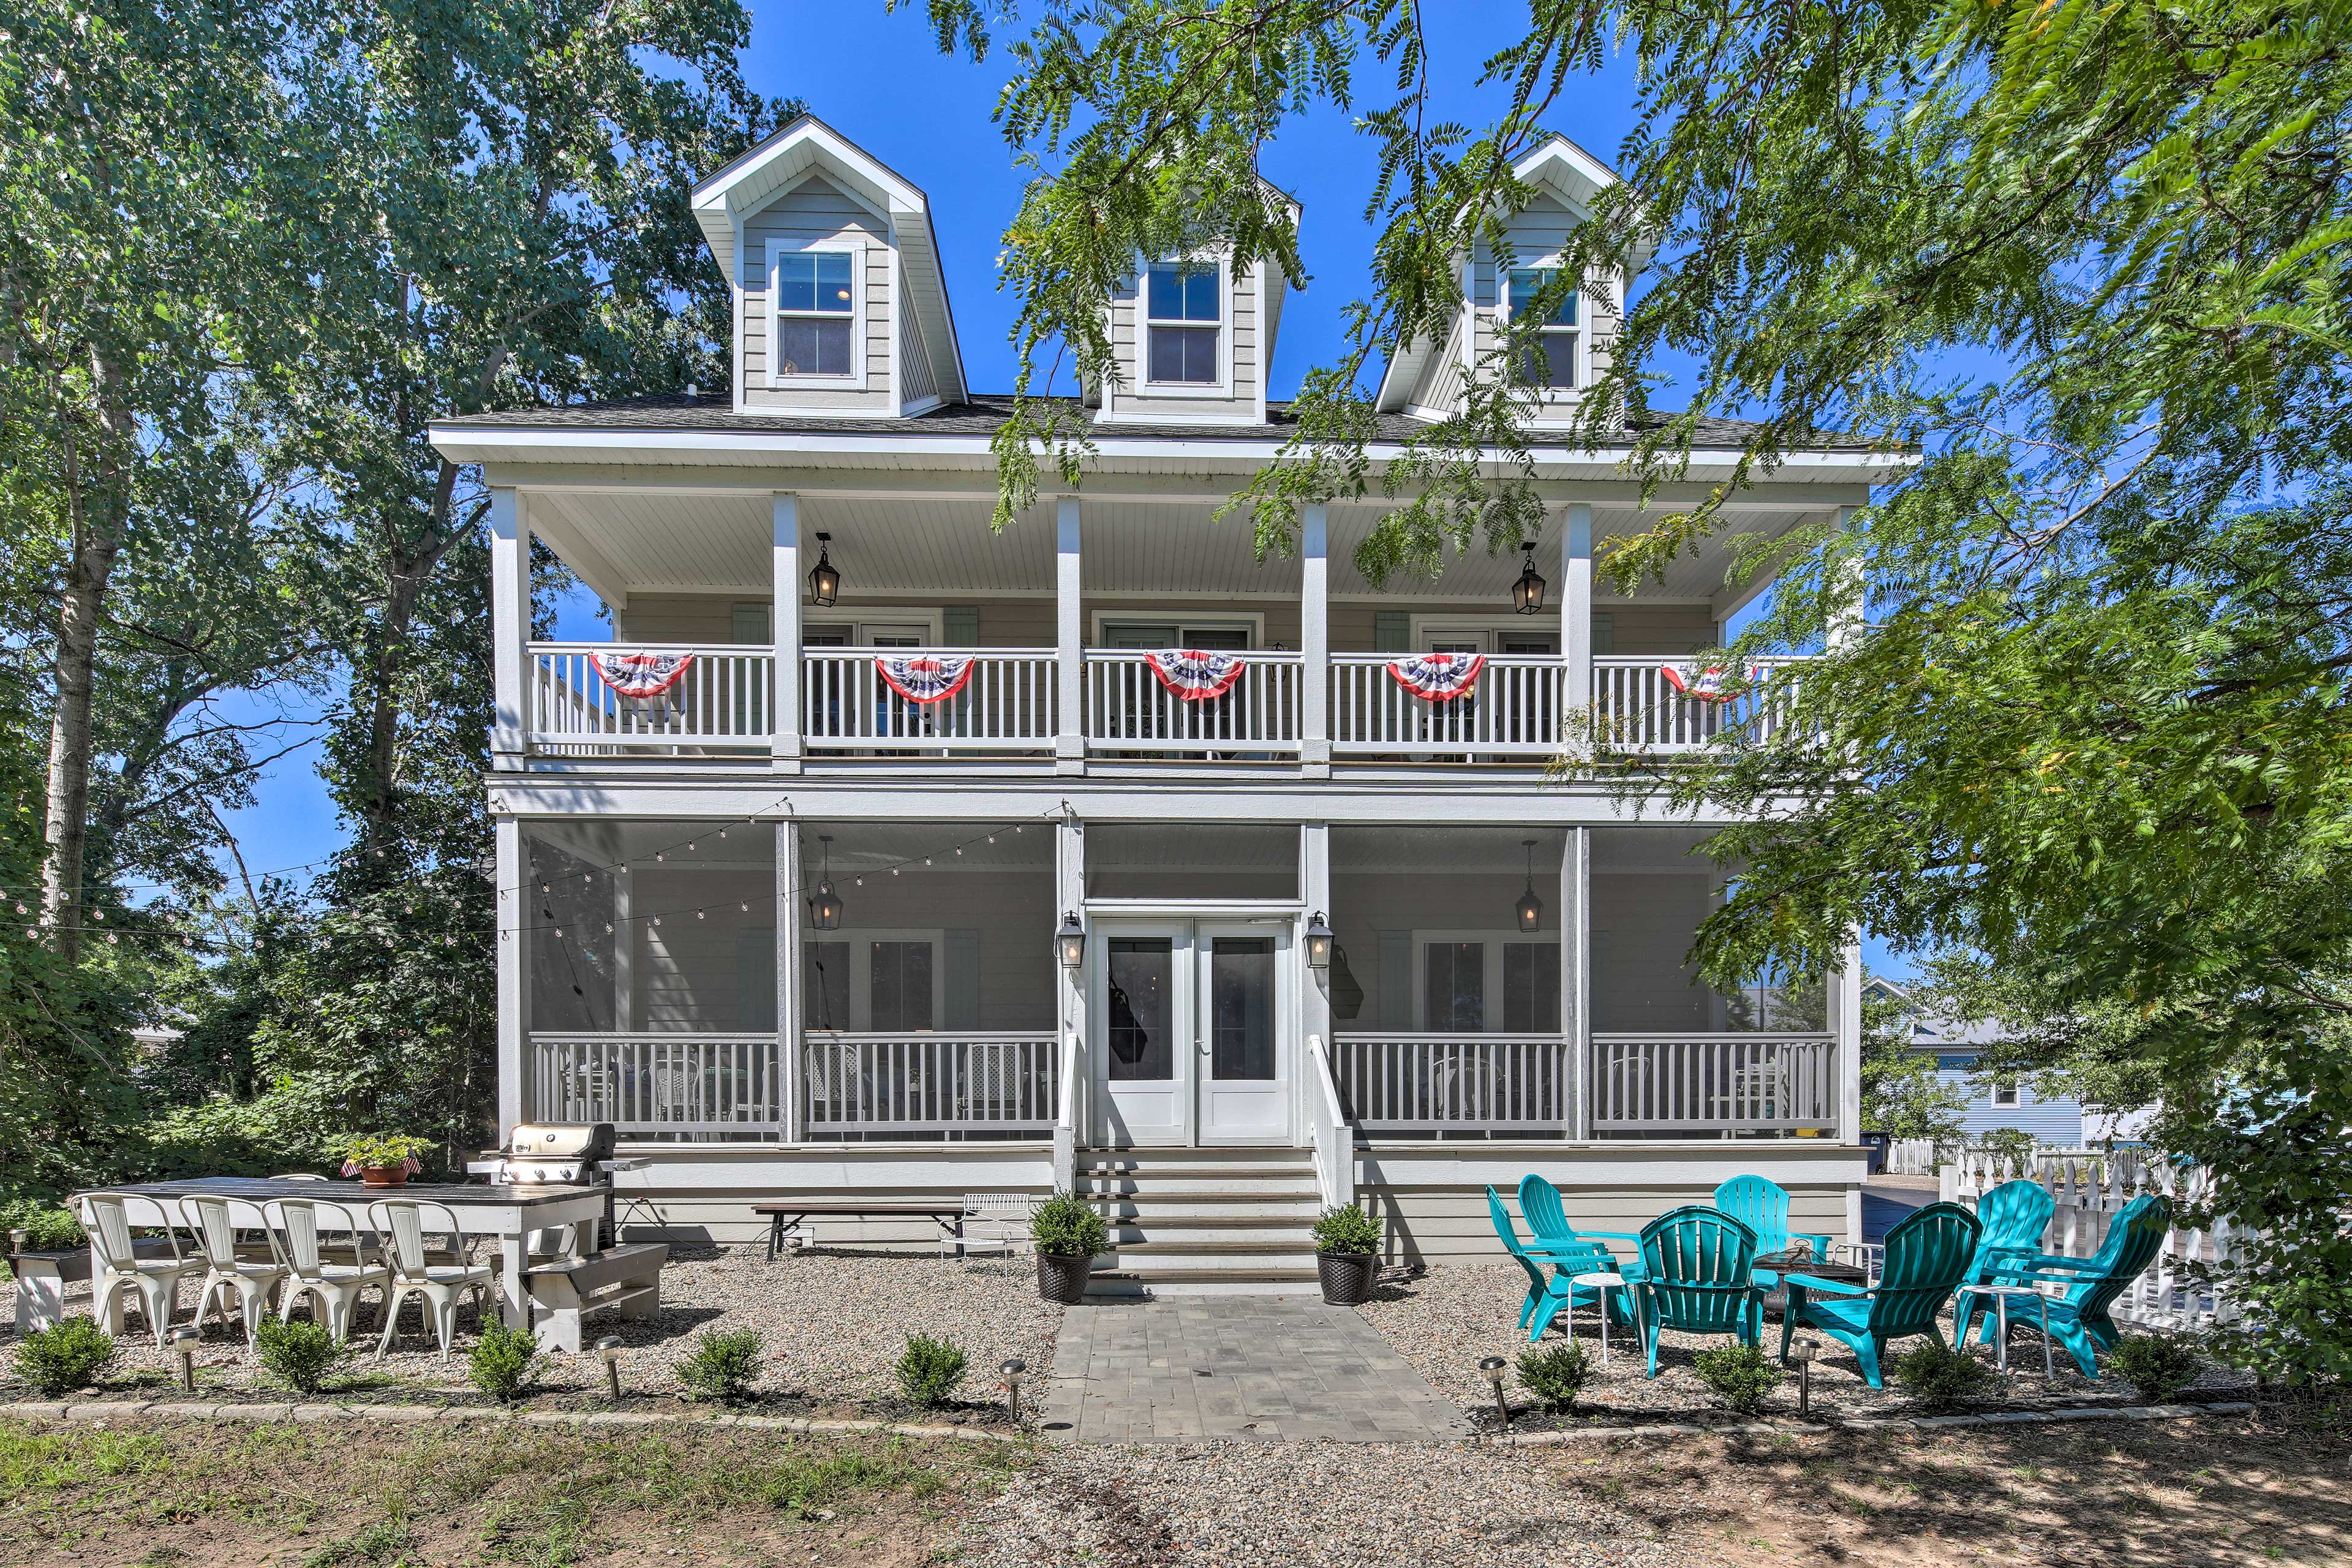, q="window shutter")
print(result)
[732,601,772,644]
[1374,612,1412,653]
[943,607,979,648]
[1591,613,1614,656]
